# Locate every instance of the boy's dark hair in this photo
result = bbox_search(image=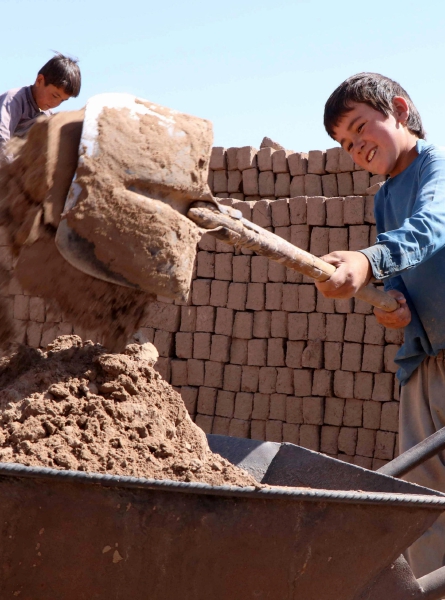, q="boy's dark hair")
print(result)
[324,72,425,140]
[38,52,81,97]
